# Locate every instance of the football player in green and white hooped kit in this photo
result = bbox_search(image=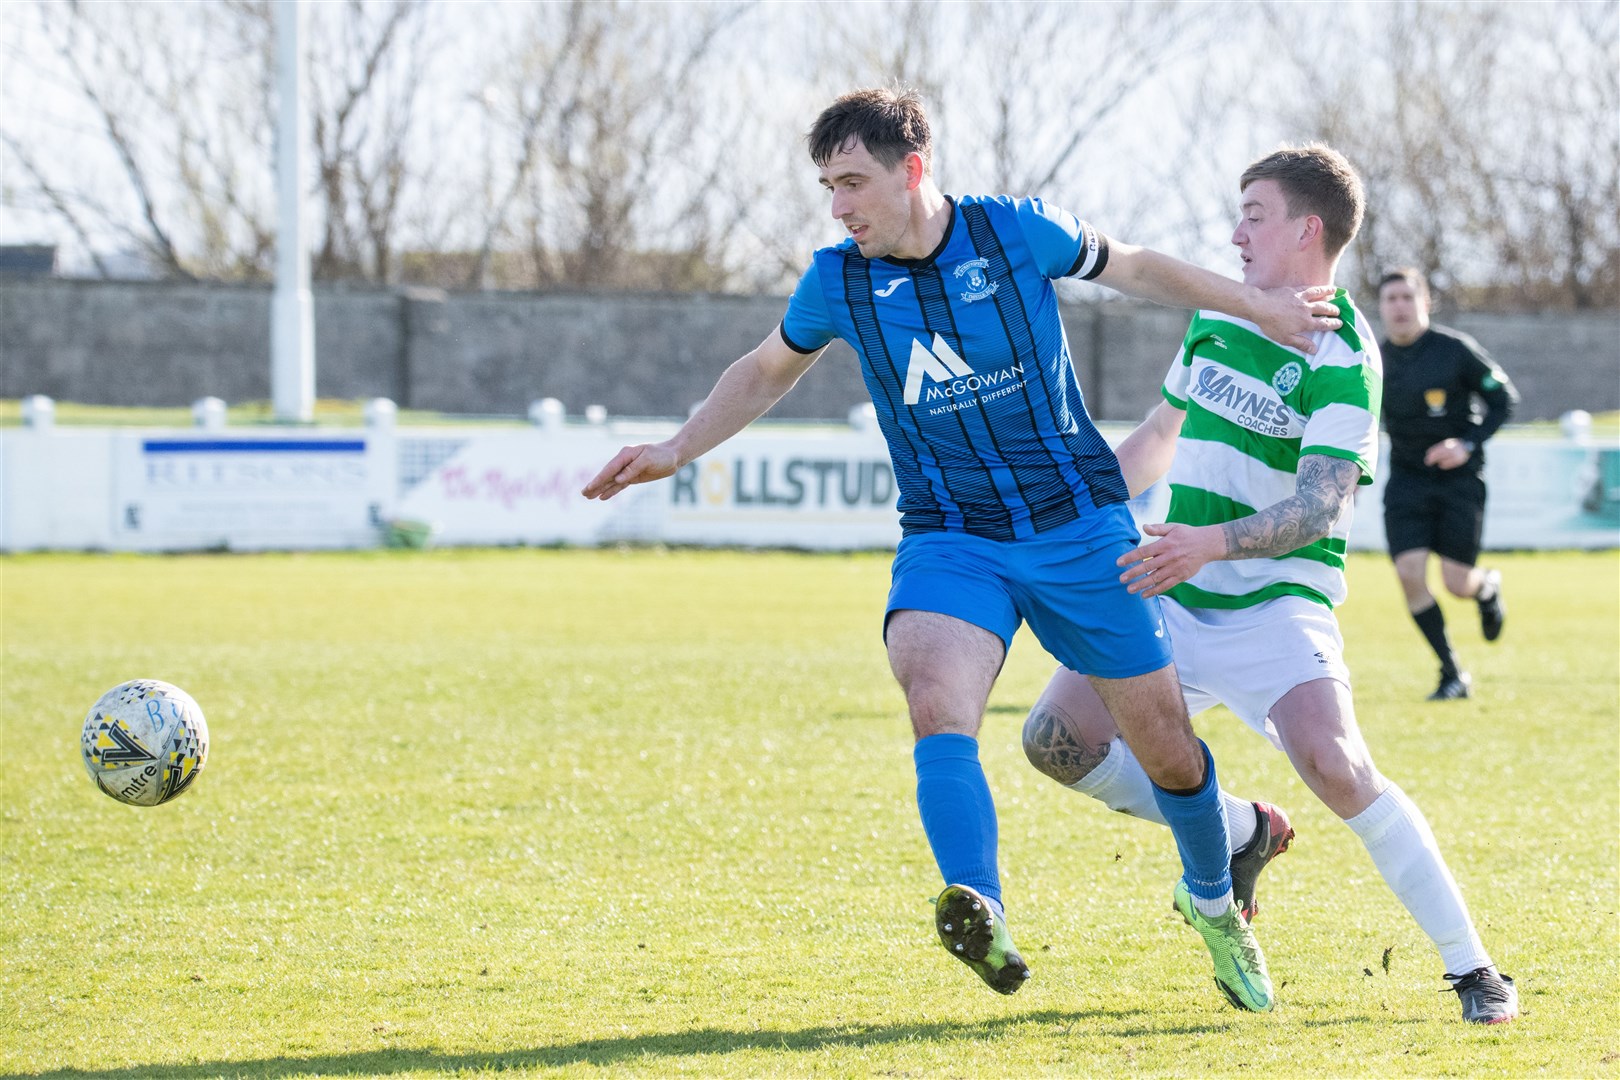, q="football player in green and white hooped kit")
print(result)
[1020,144,1518,1025]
